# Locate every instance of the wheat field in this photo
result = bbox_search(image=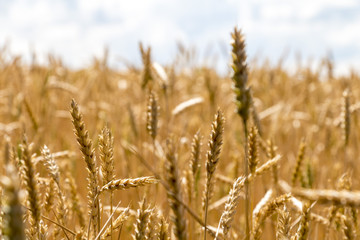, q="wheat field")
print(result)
[1,28,360,240]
